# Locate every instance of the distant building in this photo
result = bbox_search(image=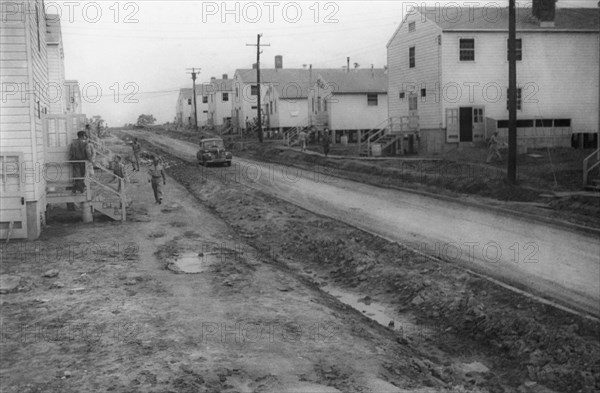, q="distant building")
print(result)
[206,75,233,128]
[308,69,388,142]
[45,13,66,115]
[233,57,342,134]
[64,80,82,114]
[175,87,208,129]
[232,68,271,133]
[387,0,599,153]
[261,68,321,132]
